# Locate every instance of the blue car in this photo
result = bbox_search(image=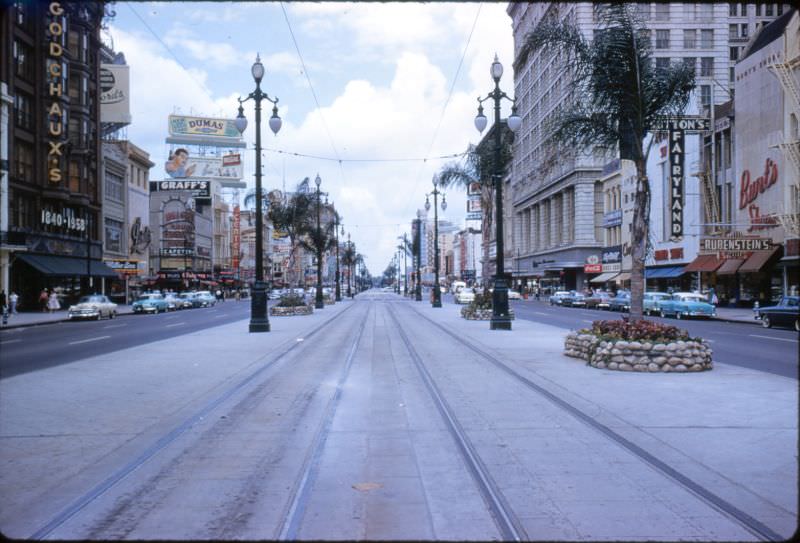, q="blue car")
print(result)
[656,292,716,319]
[643,292,672,316]
[609,291,630,312]
[132,293,170,314]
